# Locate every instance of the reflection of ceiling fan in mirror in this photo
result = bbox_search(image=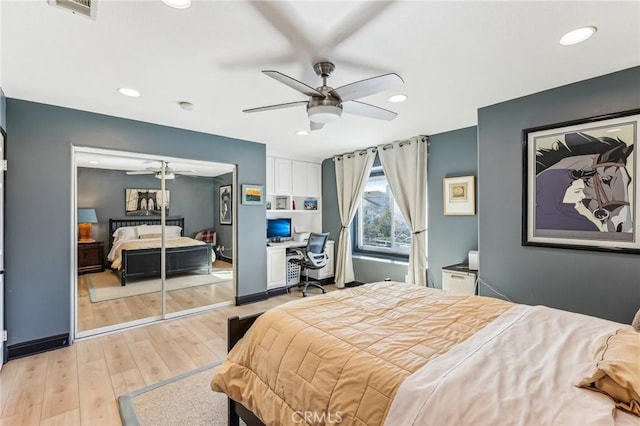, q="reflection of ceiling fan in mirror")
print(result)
[125,163,196,180]
[243,61,404,131]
